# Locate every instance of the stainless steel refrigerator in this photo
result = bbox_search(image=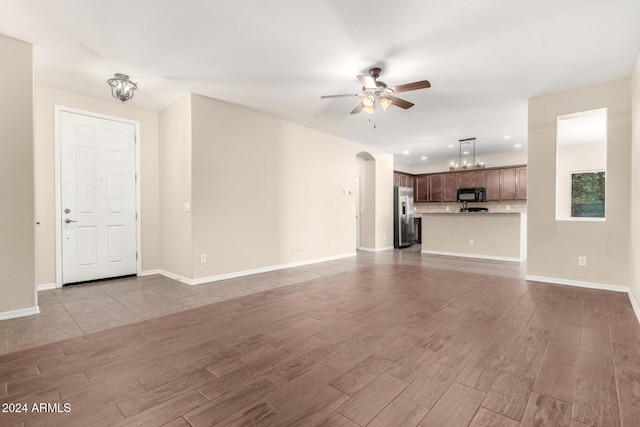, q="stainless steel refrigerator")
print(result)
[394,186,415,248]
